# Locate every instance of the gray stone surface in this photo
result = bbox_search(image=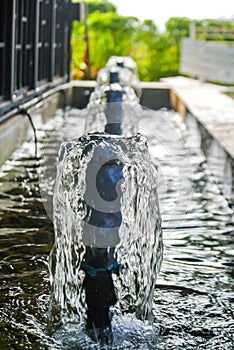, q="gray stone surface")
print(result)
[161,76,234,159]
